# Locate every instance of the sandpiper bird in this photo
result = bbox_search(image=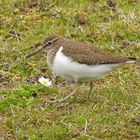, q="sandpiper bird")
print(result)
[27,35,138,103]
